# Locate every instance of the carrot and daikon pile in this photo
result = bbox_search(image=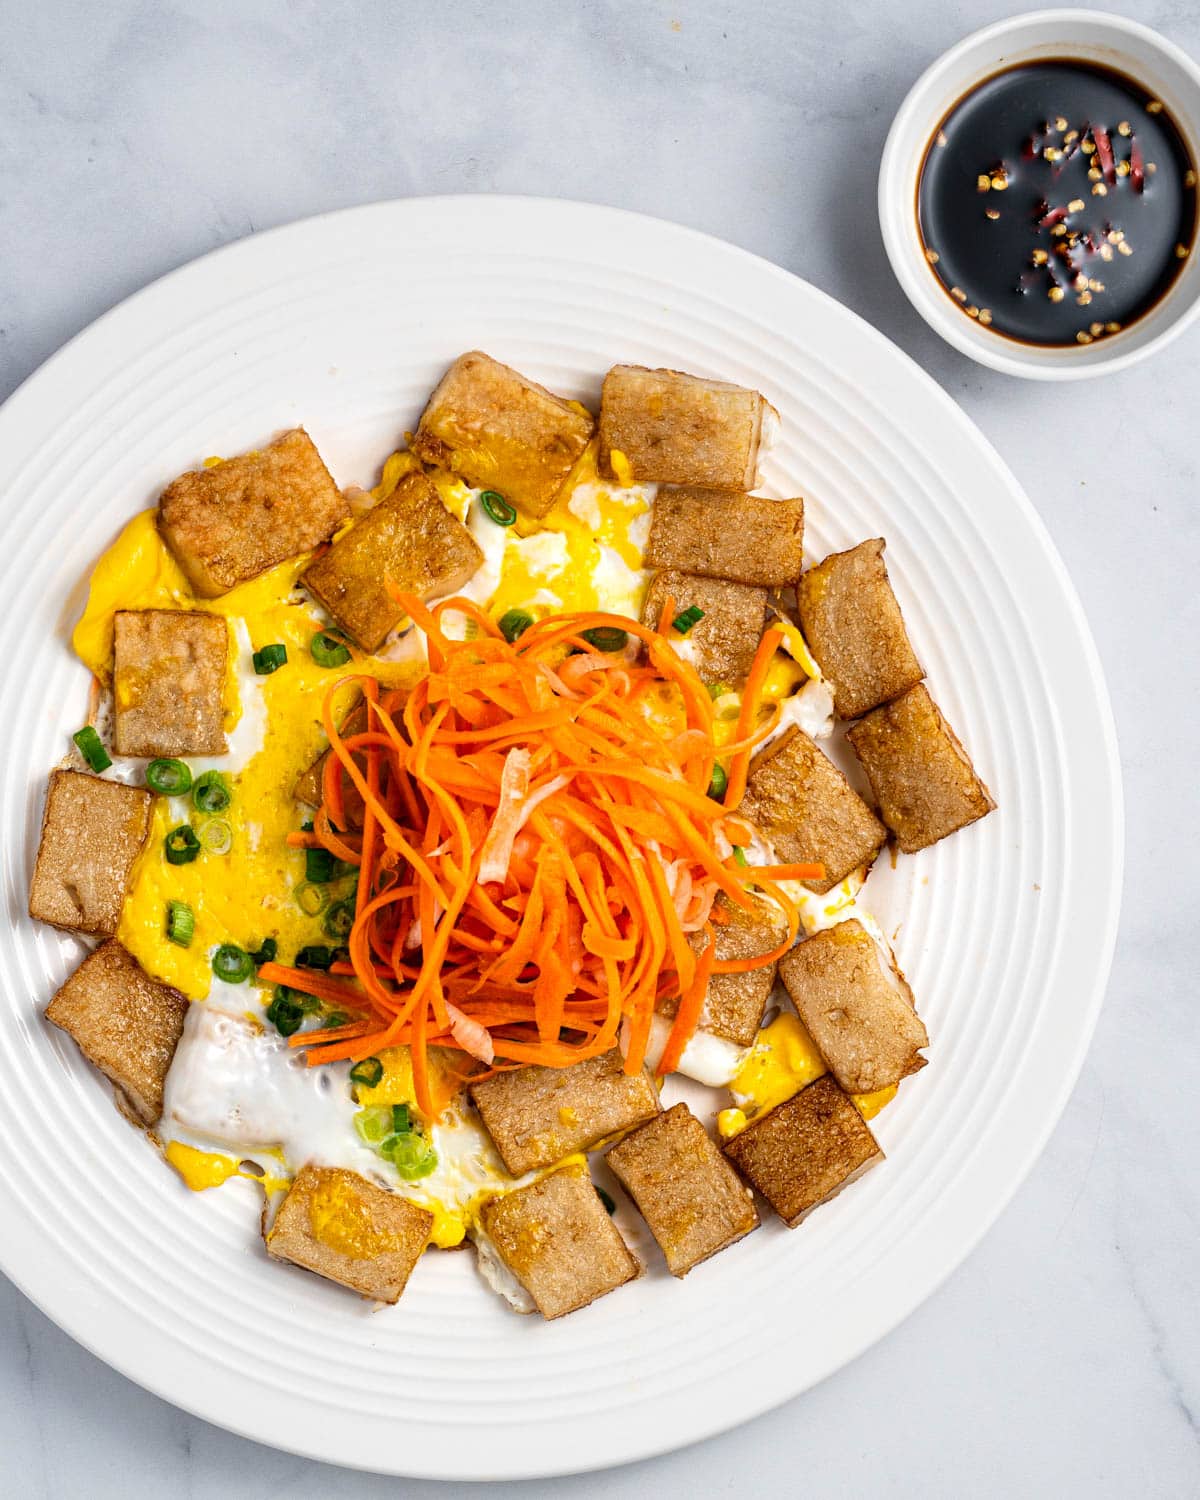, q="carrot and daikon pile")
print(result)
[260,594,822,1117]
